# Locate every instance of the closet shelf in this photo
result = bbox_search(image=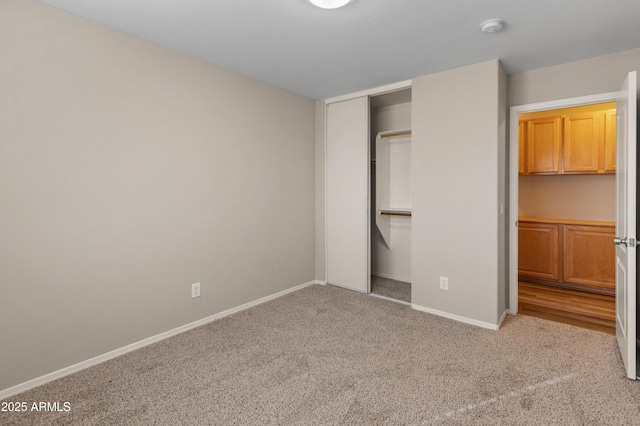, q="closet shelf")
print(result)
[380,130,412,138]
[379,209,412,217]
